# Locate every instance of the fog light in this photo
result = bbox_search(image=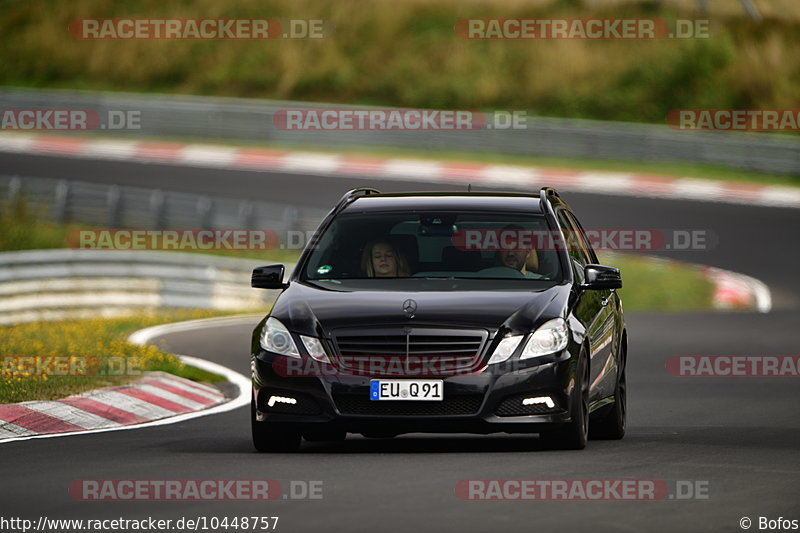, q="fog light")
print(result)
[521,396,555,409]
[267,395,297,407]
